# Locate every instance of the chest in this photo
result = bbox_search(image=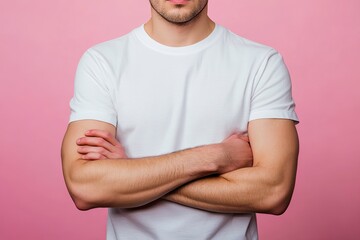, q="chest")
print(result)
[112,54,253,155]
